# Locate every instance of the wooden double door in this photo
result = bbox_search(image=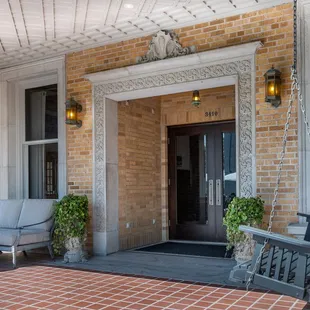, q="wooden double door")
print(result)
[168,122,236,242]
